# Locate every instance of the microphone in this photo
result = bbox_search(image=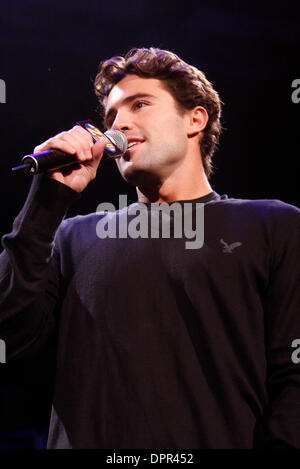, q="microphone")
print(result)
[11,122,128,175]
